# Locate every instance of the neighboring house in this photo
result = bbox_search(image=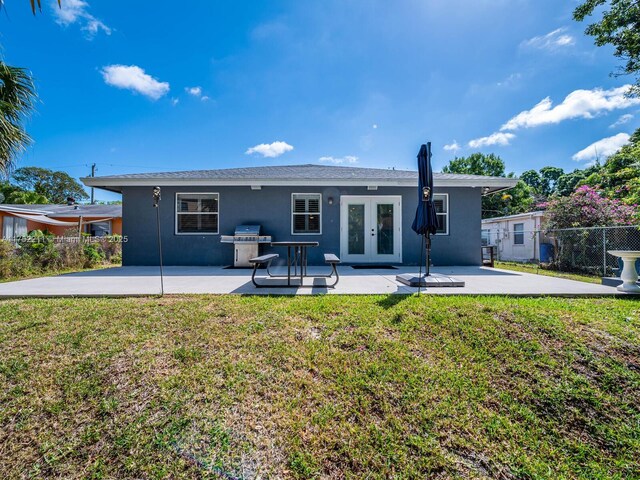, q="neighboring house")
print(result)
[82,164,517,266]
[0,203,122,240]
[481,211,548,262]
